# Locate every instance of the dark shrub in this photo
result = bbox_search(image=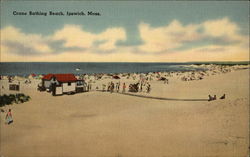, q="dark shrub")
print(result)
[0,93,31,107]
